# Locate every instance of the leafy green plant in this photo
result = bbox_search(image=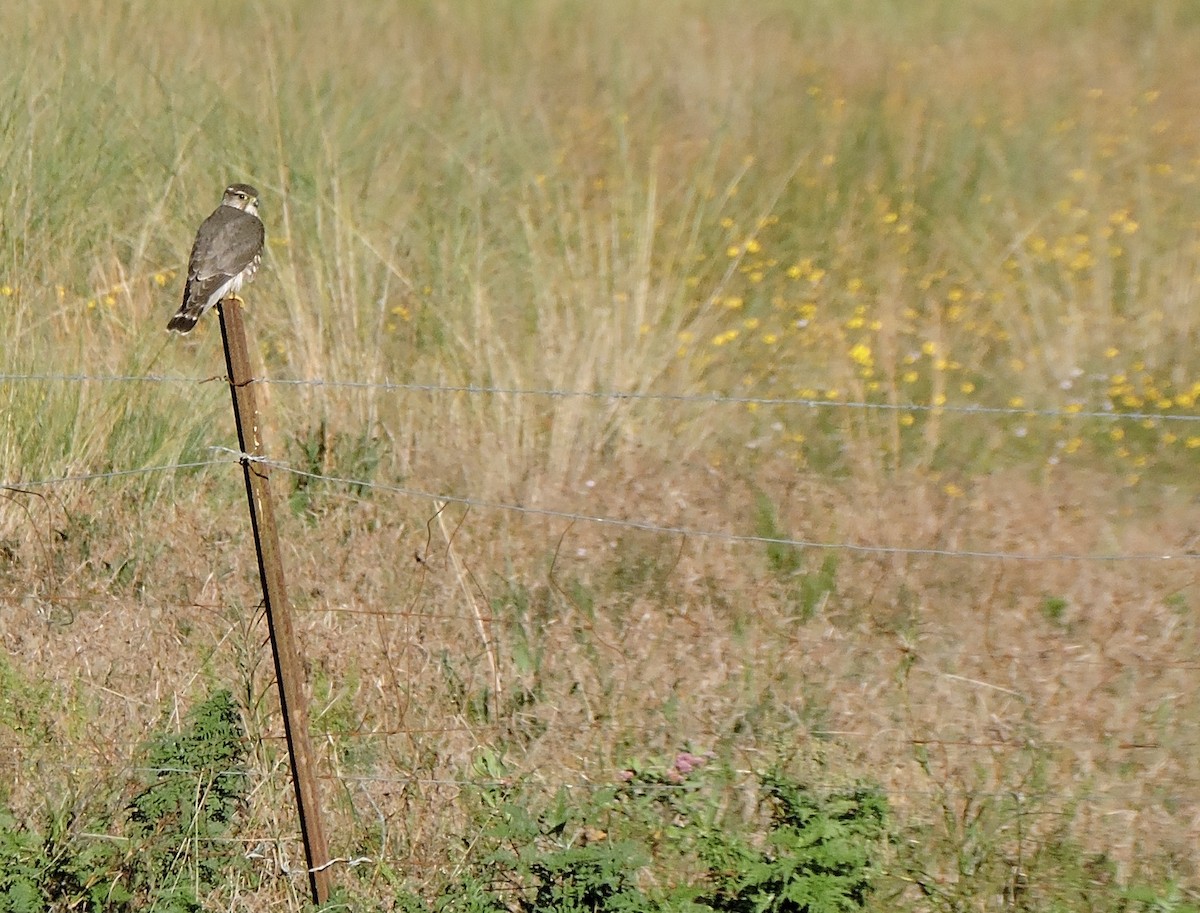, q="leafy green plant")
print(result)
[696,775,887,913]
[127,688,250,901]
[395,754,889,913]
[0,807,51,913]
[0,689,249,912]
